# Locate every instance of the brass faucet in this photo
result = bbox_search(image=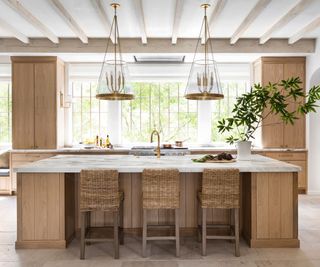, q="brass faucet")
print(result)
[150,129,161,158]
